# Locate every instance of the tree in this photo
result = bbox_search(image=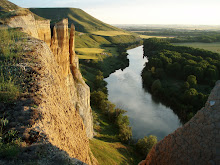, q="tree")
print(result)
[183,88,198,104]
[90,91,107,110]
[151,79,162,94]
[167,62,181,77]
[183,82,190,90]
[187,75,197,87]
[136,135,157,157]
[116,114,132,142]
[118,124,132,142]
